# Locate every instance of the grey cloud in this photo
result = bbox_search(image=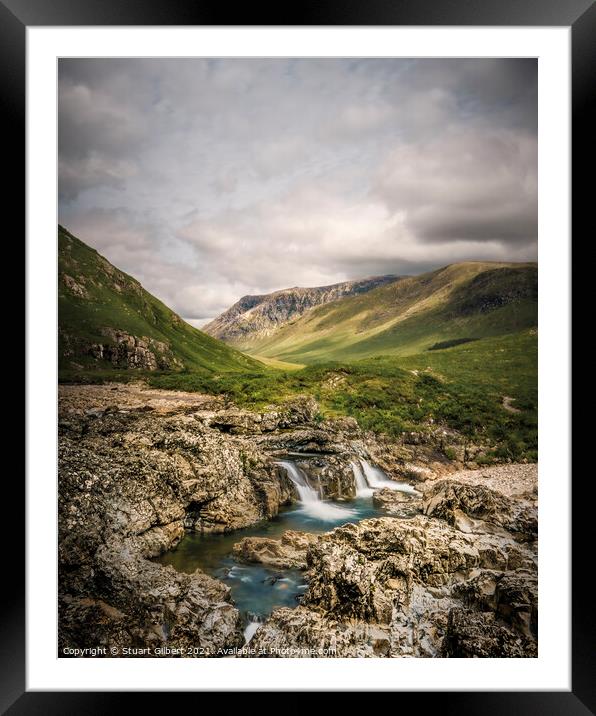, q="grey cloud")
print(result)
[59,58,537,323]
[372,127,537,244]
